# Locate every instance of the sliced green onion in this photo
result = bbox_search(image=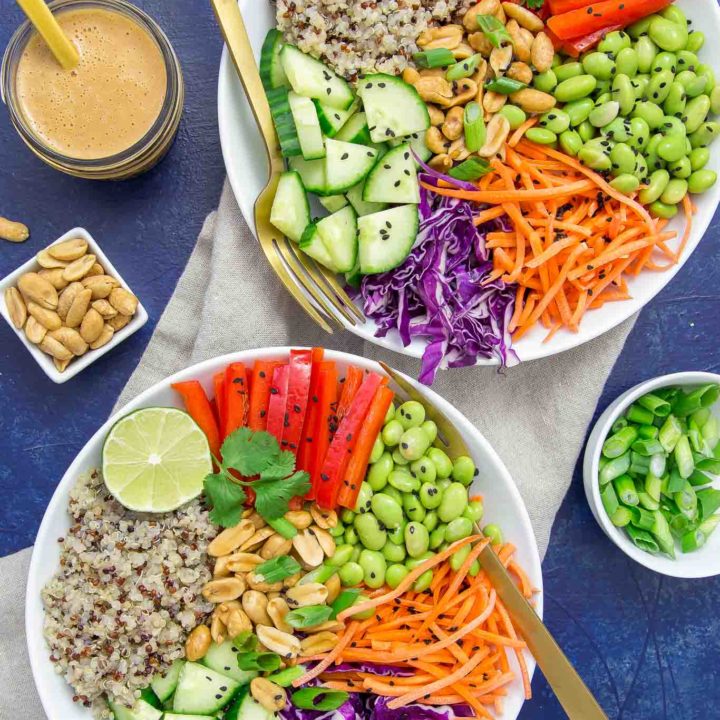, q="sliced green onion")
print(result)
[611,506,633,527]
[637,393,672,417]
[285,604,333,629]
[446,53,481,81]
[476,14,511,48]
[413,48,456,69]
[255,556,301,583]
[696,456,720,474]
[672,383,720,417]
[599,452,630,485]
[237,652,282,672]
[268,665,306,687]
[645,473,662,503]
[330,589,361,618]
[601,483,619,517]
[630,437,663,457]
[613,474,639,506]
[463,101,486,152]
[688,469,711,487]
[267,517,298,539]
[485,77,527,94]
[673,435,695,479]
[666,469,686,494]
[638,492,660,512]
[649,452,666,478]
[680,515,718,552]
[449,157,491,181]
[603,426,638,458]
[629,506,656,531]
[611,417,629,433]
[674,481,698,520]
[697,488,720,519]
[292,688,349,711]
[298,564,336,585]
[658,414,682,453]
[701,415,719,448]
[651,510,675,557]
[626,403,654,425]
[637,424,659,440]
[626,525,659,553]
[232,632,258,652]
